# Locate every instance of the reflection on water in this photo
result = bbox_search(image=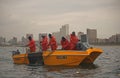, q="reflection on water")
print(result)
[0,46,120,78]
